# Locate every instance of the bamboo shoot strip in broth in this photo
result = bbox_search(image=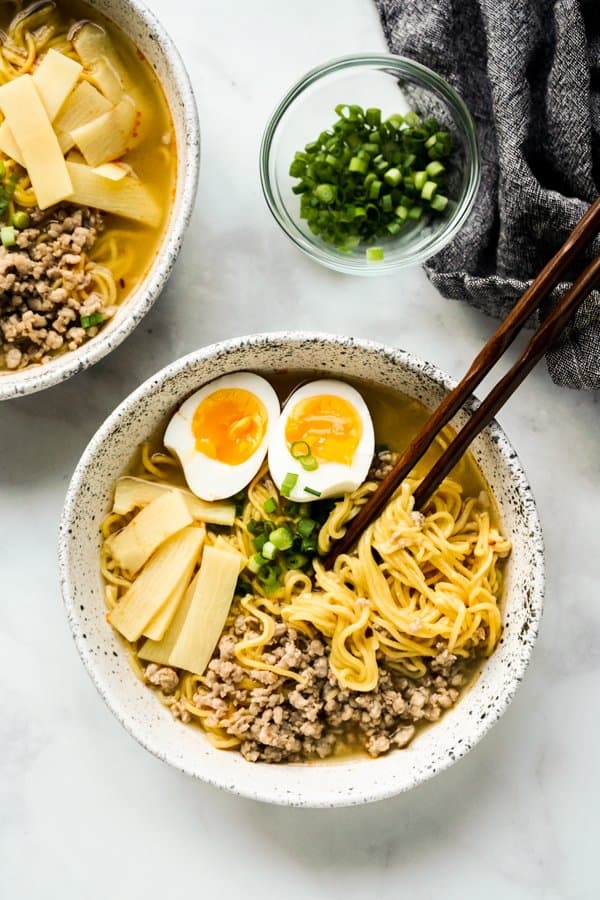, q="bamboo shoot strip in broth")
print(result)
[0,0,176,372]
[102,374,511,764]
